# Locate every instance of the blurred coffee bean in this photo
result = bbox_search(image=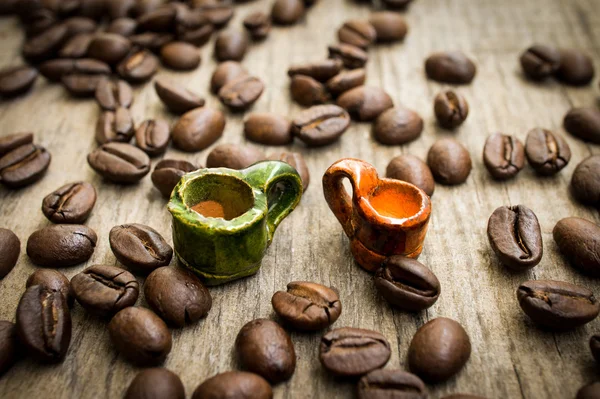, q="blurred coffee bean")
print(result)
[338,19,376,49]
[0,66,38,97]
[39,58,110,82]
[271,0,305,25]
[524,128,571,175]
[95,108,135,144]
[218,75,264,110]
[425,51,476,84]
[427,138,472,185]
[571,155,600,206]
[171,108,225,152]
[564,107,600,144]
[210,61,248,93]
[206,143,265,170]
[369,12,408,42]
[95,79,133,111]
[87,33,132,65]
[325,68,366,97]
[556,48,595,86]
[117,49,159,83]
[288,59,343,82]
[434,90,469,129]
[520,44,561,80]
[292,104,350,146]
[386,154,435,197]
[358,370,427,399]
[214,30,248,61]
[160,41,201,71]
[0,228,19,279]
[244,113,292,146]
[243,11,271,40]
[135,119,170,156]
[192,371,272,399]
[290,75,330,106]
[151,159,198,198]
[125,368,185,399]
[154,77,205,114]
[553,217,600,276]
[328,43,368,69]
[337,86,393,121]
[373,106,423,145]
[0,132,33,157]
